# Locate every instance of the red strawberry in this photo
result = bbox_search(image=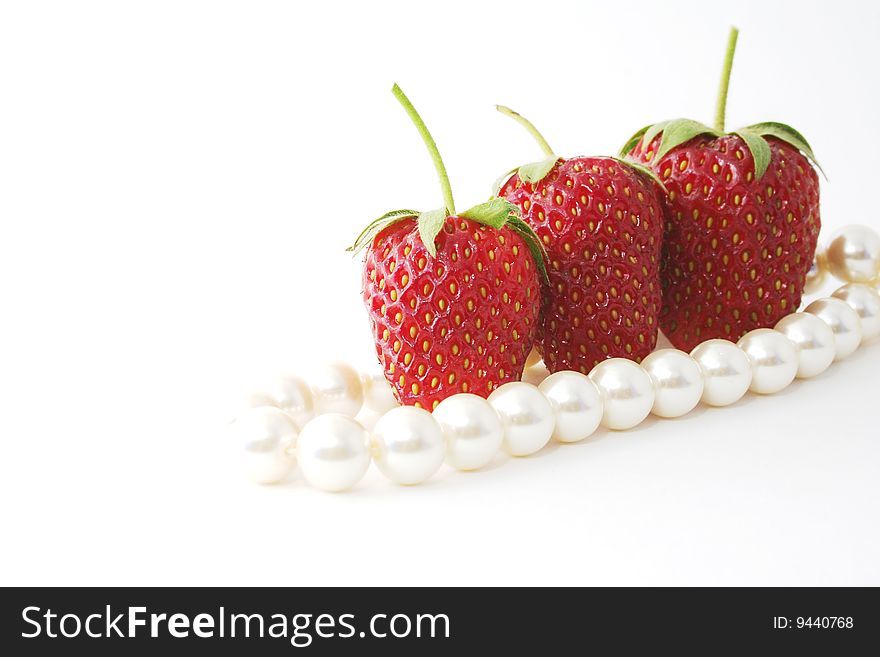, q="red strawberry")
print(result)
[494,106,665,374]
[349,85,546,409]
[621,27,822,351]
